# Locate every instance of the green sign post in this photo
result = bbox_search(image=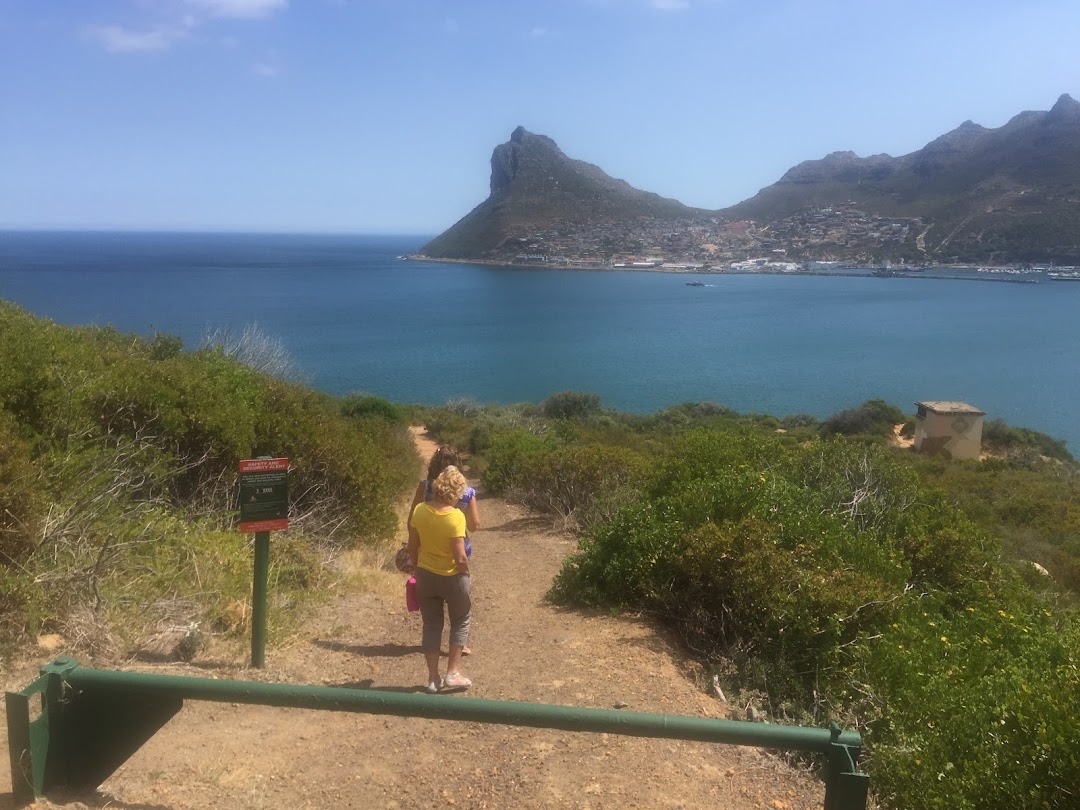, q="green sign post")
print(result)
[238,457,289,668]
